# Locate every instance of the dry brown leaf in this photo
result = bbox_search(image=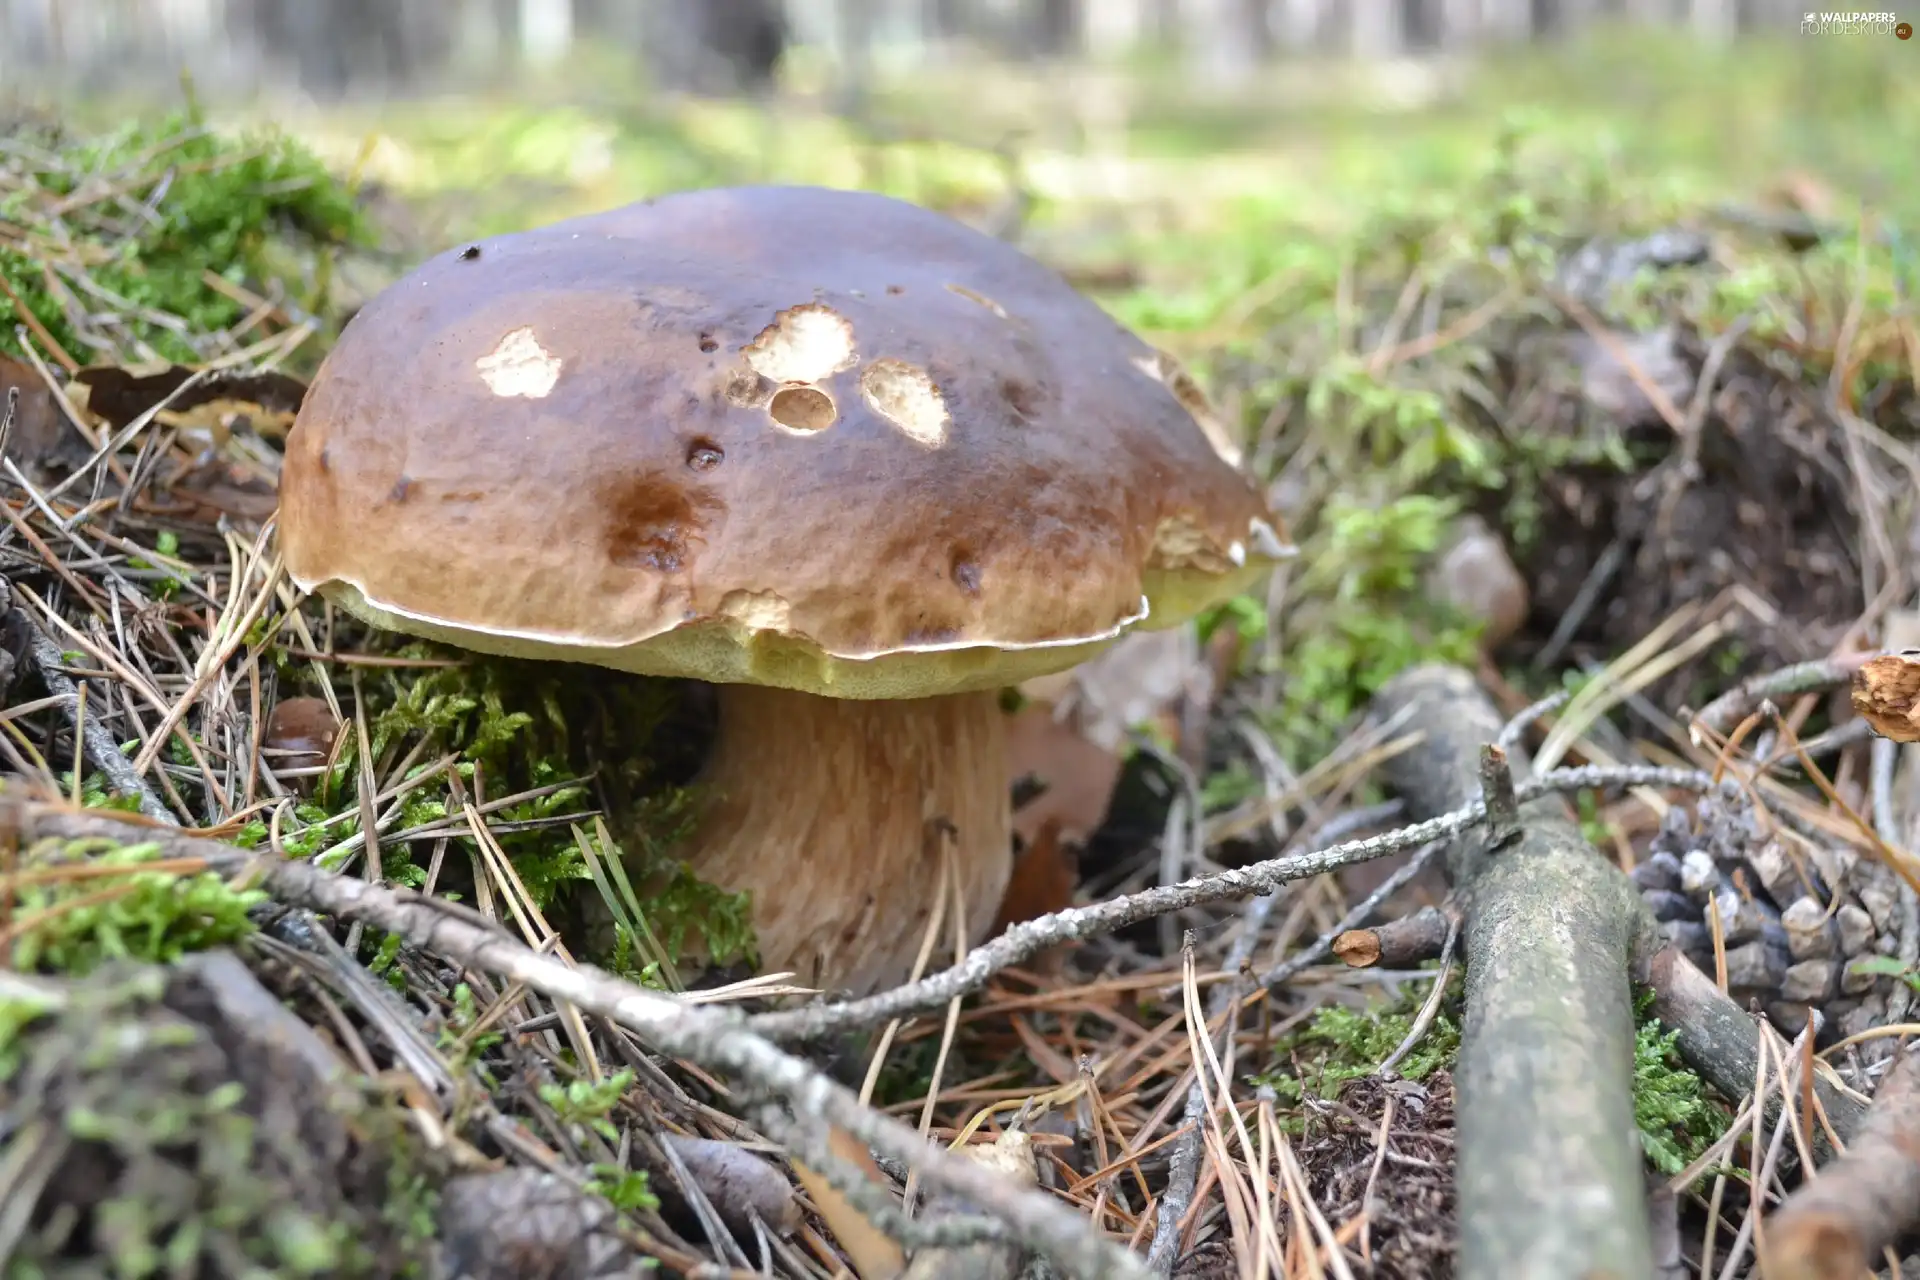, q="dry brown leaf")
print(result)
[1005,625,1219,851]
[1005,704,1125,848]
[660,1133,801,1238]
[792,1126,905,1280]
[1853,651,1920,744]
[992,820,1079,935]
[0,354,88,480]
[70,363,308,439]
